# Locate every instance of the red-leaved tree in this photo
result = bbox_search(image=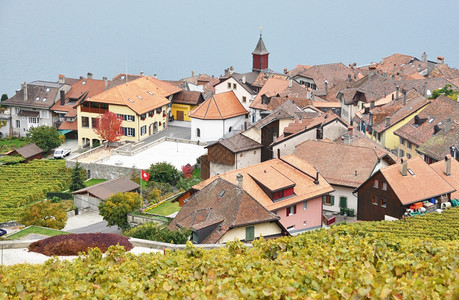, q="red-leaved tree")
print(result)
[181,163,193,179]
[94,111,123,145]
